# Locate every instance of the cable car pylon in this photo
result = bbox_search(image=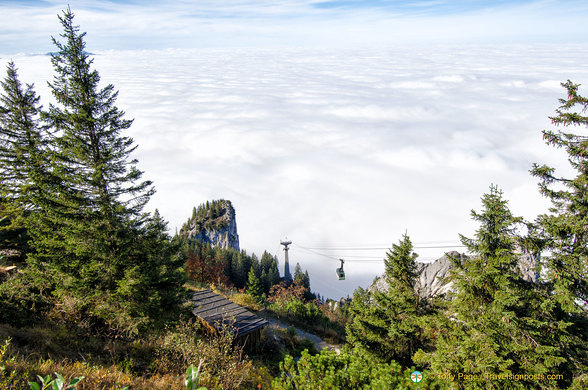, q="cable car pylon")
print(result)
[280,239,293,283]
